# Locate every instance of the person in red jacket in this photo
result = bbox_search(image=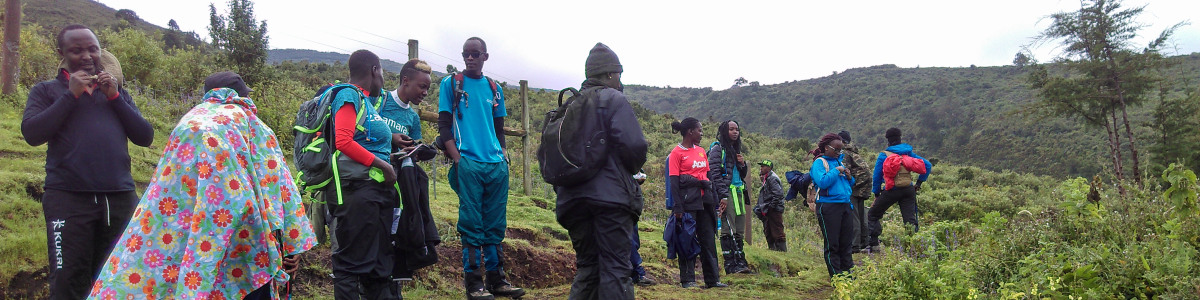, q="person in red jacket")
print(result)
[668,117,727,289]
